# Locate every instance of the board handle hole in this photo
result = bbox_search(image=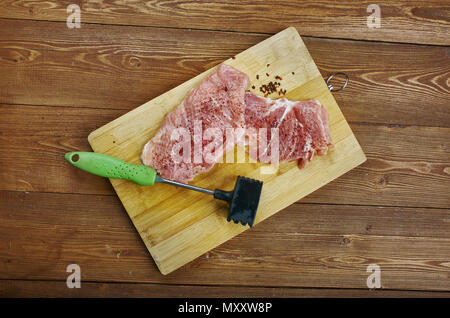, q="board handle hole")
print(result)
[71,154,80,162]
